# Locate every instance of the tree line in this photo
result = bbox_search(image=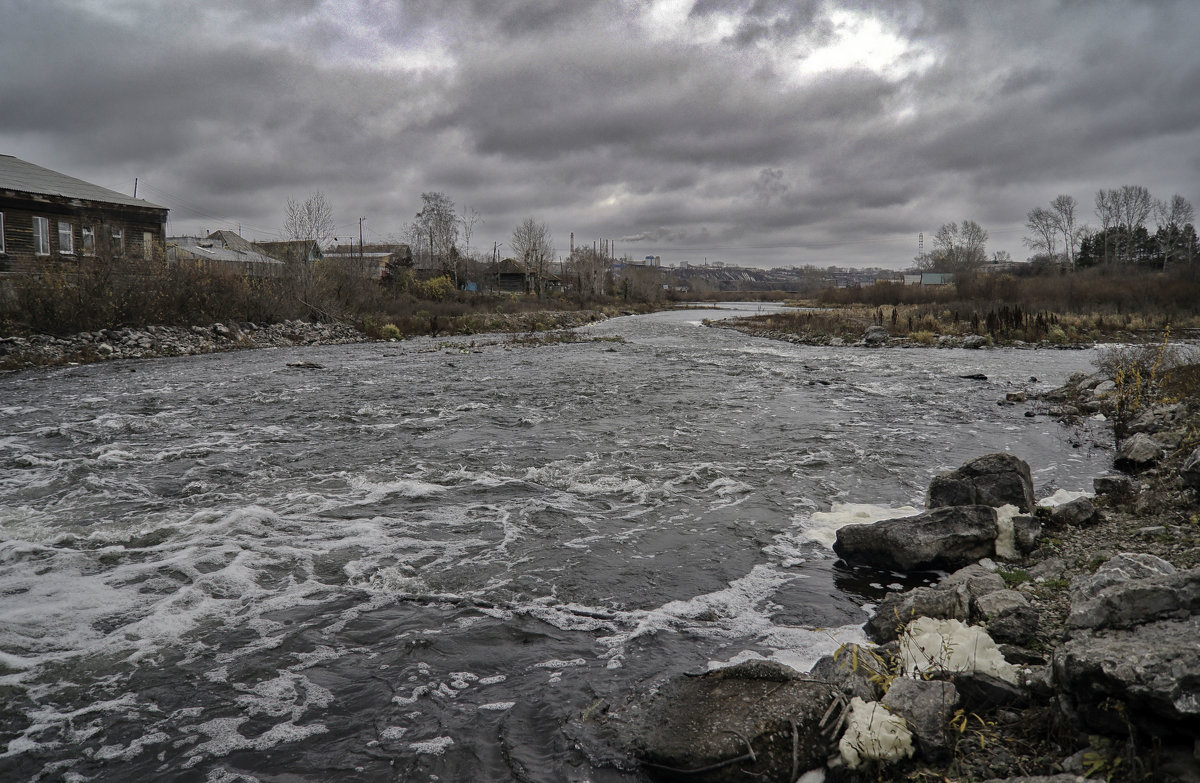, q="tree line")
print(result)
[1025,186,1196,270]
[282,190,651,301]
